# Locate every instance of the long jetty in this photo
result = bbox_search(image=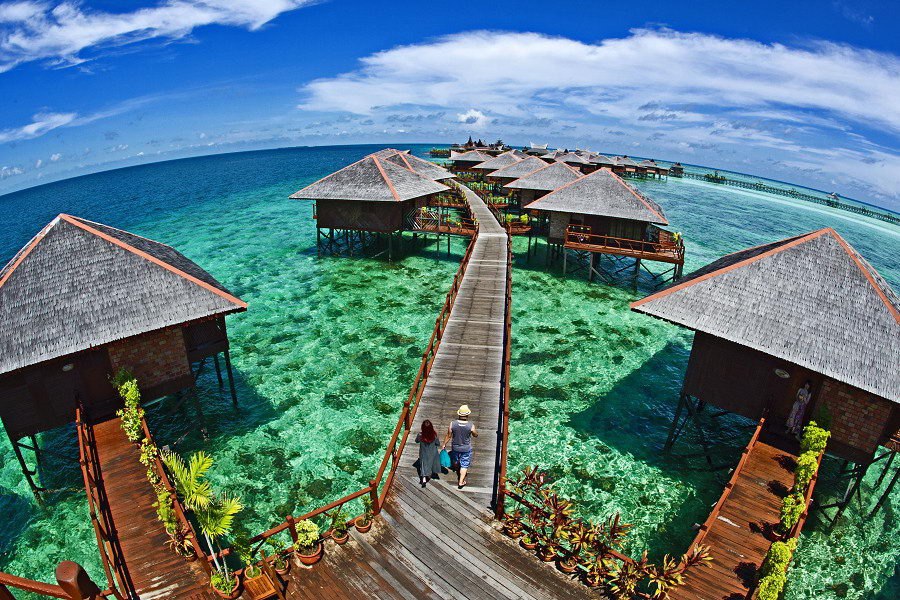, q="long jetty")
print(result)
[682,172,900,226]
